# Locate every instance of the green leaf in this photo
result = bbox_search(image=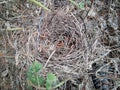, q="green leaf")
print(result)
[46,82,51,90]
[38,76,45,85]
[78,2,85,9]
[33,61,43,72]
[28,61,43,73]
[46,73,57,83]
[86,0,91,4]
[28,76,38,85]
[28,75,45,86]
[27,61,45,86]
[46,73,57,90]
